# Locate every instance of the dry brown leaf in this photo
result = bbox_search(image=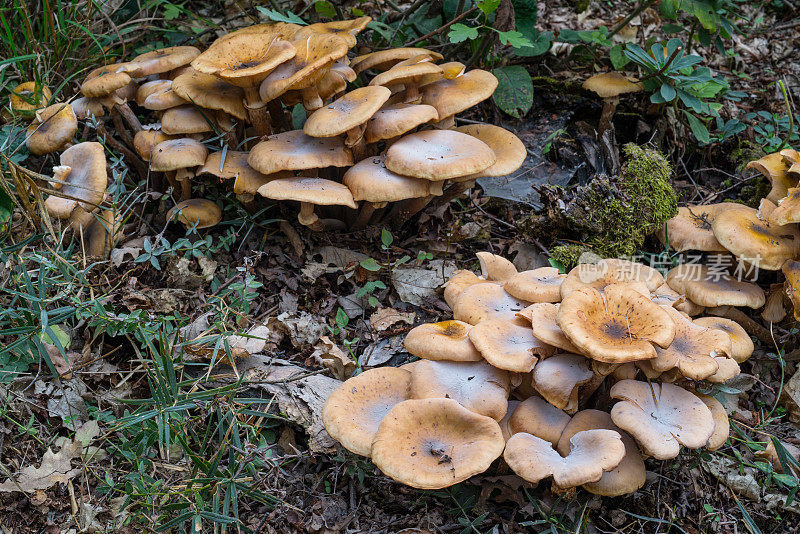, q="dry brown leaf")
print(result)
[0,440,81,493]
[368,307,415,332]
